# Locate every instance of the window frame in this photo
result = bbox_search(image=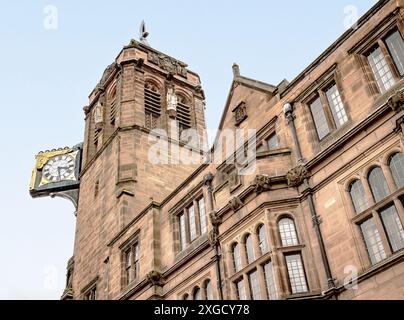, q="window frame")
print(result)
[175,193,207,253]
[120,233,140,288]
